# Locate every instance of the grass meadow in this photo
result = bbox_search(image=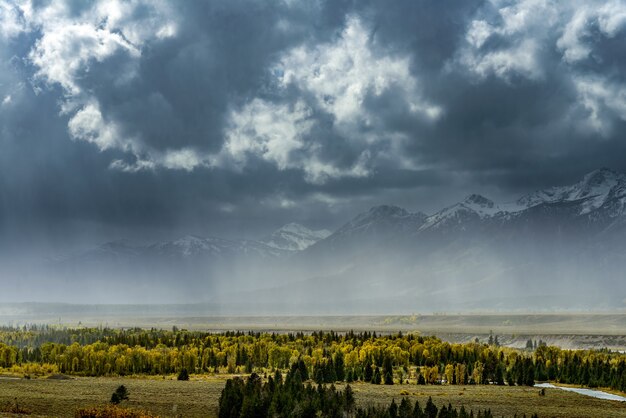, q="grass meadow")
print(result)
[1,375,625,417]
